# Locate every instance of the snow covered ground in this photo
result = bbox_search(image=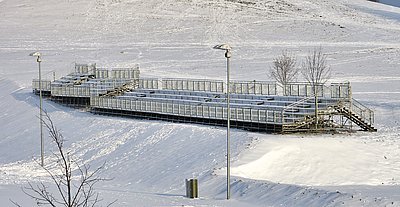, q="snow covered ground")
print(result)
[1,0,400,206]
